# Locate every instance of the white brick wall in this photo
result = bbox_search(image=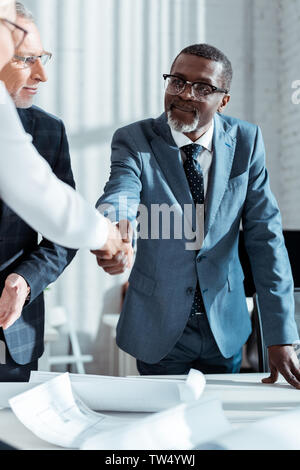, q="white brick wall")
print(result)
[205,0,281,203]
[205,0,300,228]
[205,0,250,120]
[252,0,281,201]
[277,0,300,228]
